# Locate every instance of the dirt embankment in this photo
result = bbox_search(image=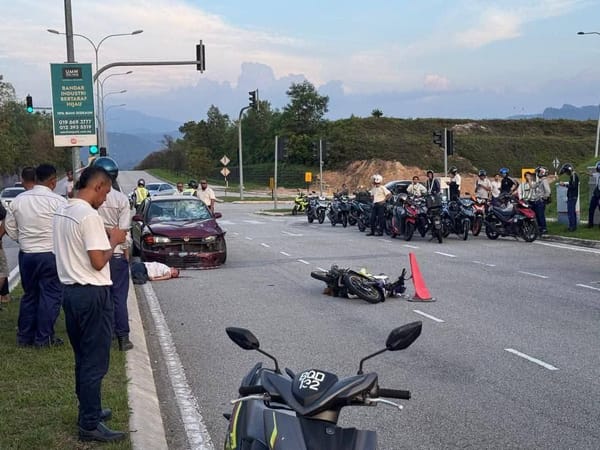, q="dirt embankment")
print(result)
[304,159,478,196]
